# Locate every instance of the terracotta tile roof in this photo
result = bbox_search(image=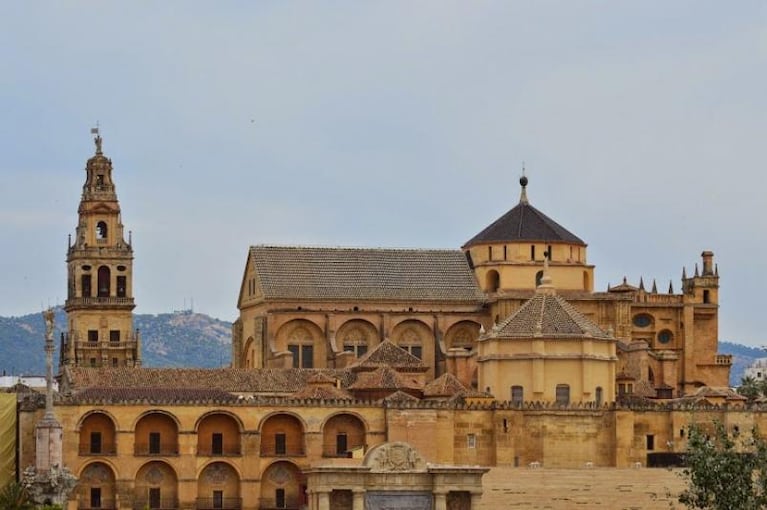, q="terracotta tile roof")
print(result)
[351,339,427,371]
[348,367,423,391]
[290,385,353,400]
[381,390,421,403]
[249,246,485,302]
[70,387,238,404]
[463,199,585,248]
[423,373,468,397]
[489,293,612,339]
[63,367,356,394]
